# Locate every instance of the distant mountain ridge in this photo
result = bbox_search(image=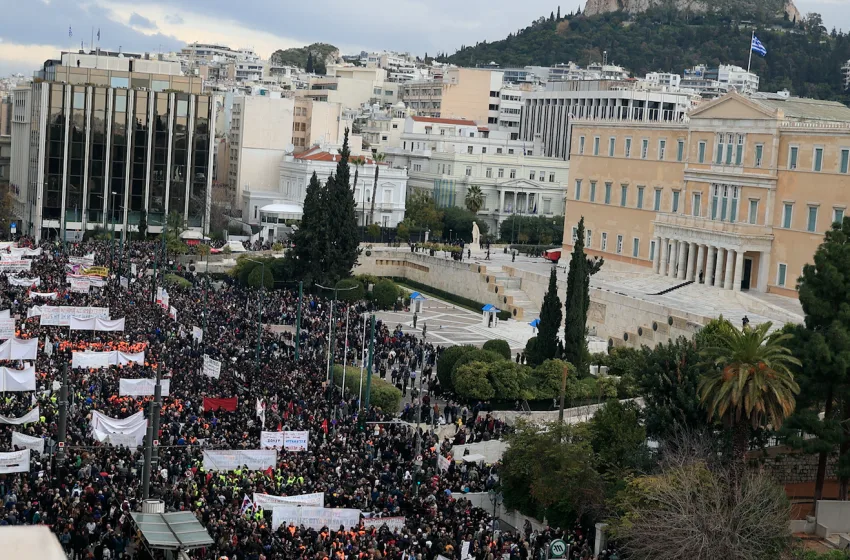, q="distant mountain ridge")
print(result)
[583,0,800,22]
